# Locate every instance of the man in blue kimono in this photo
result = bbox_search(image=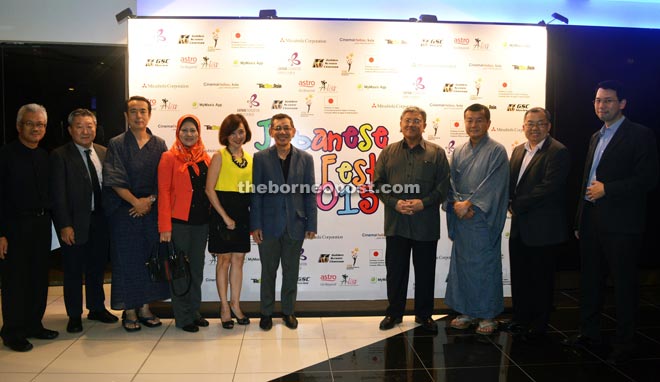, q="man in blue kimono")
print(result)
[445,103,509,335]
